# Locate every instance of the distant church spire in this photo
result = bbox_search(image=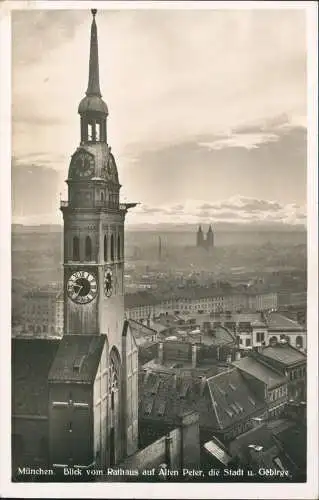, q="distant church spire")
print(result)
[86,9,101,97]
